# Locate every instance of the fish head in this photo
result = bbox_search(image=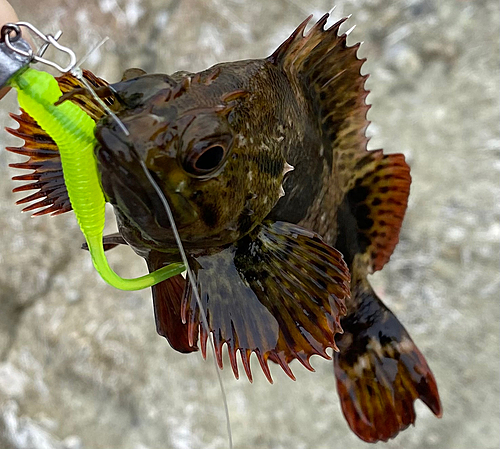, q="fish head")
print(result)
[94,76,288,251]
